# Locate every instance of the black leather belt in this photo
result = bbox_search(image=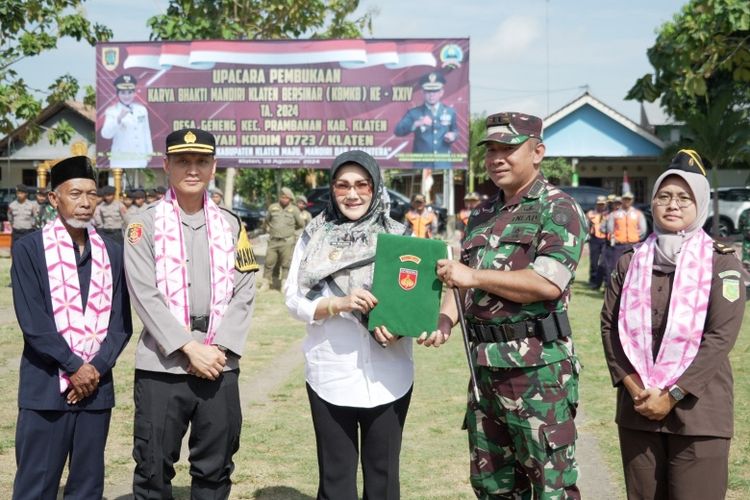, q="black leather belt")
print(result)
[467,312,571,343]
[467,321,537,343]
[190,315,209,332]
